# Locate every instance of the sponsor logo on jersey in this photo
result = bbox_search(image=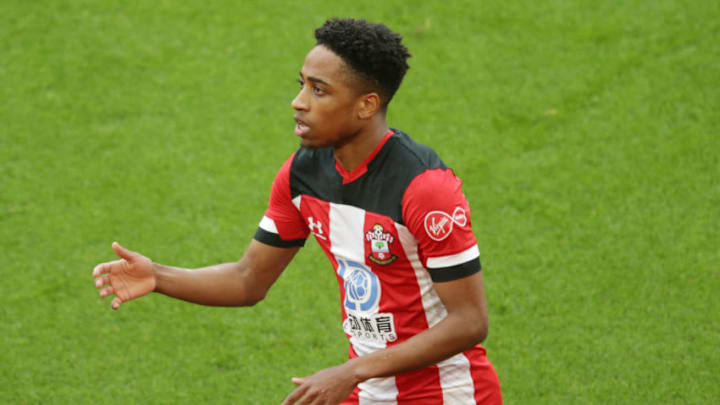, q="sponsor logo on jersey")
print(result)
[423,206,467,241]
[343,312,398,343]
[336,259,381,313]
[365,224,398,265]
[336,258,397,342]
